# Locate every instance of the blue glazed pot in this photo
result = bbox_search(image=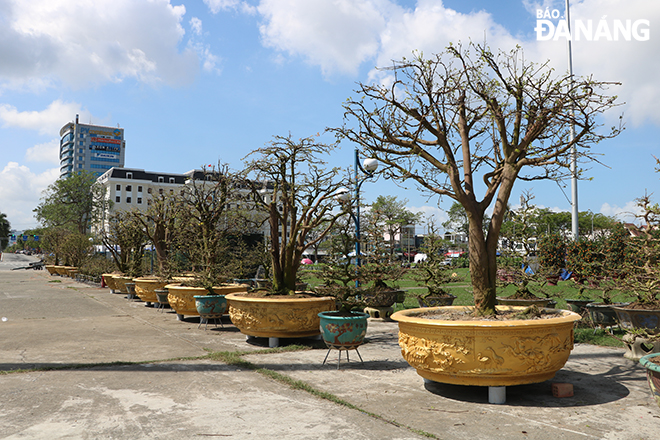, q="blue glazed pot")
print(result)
[639,353,660,409]
[318,311,369,350]
[194,295,227,319]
